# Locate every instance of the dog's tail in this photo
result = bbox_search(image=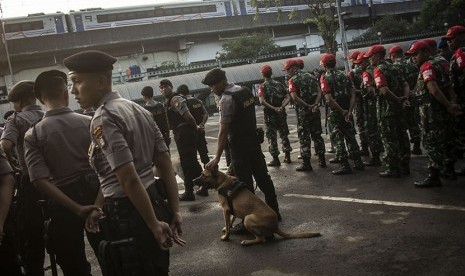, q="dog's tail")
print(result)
[275,228,321,239]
